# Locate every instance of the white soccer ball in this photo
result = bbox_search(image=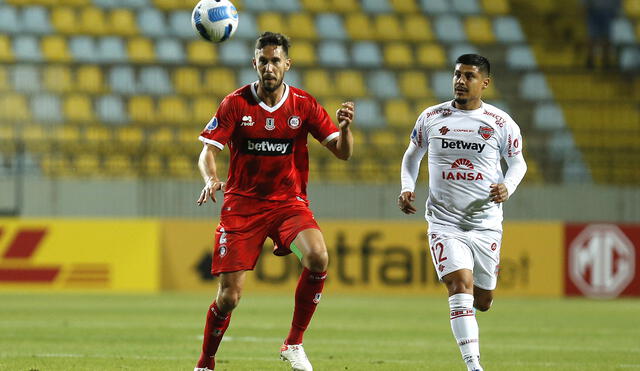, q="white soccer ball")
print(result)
[191,0,239,43]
